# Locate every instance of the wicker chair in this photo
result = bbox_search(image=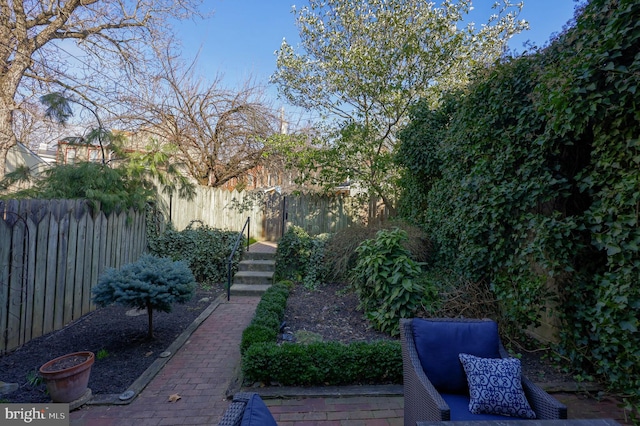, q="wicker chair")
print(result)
[218,392,277,426]
[400,318,567,426]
